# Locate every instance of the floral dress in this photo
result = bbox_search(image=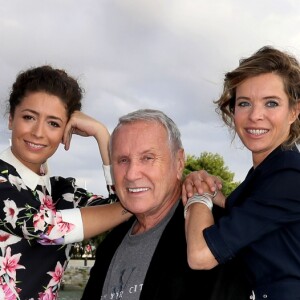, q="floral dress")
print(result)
[0,156,115,300]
